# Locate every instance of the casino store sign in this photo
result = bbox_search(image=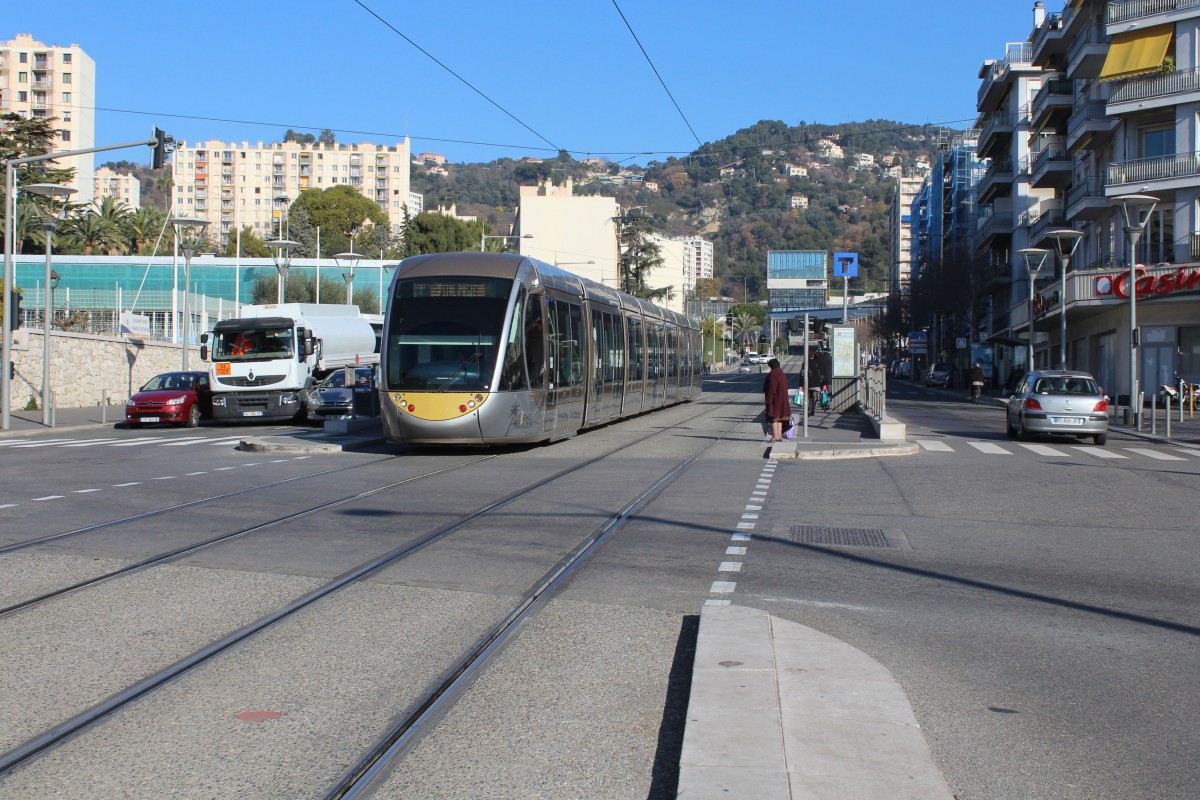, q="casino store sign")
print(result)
[1095,267,1200,300]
